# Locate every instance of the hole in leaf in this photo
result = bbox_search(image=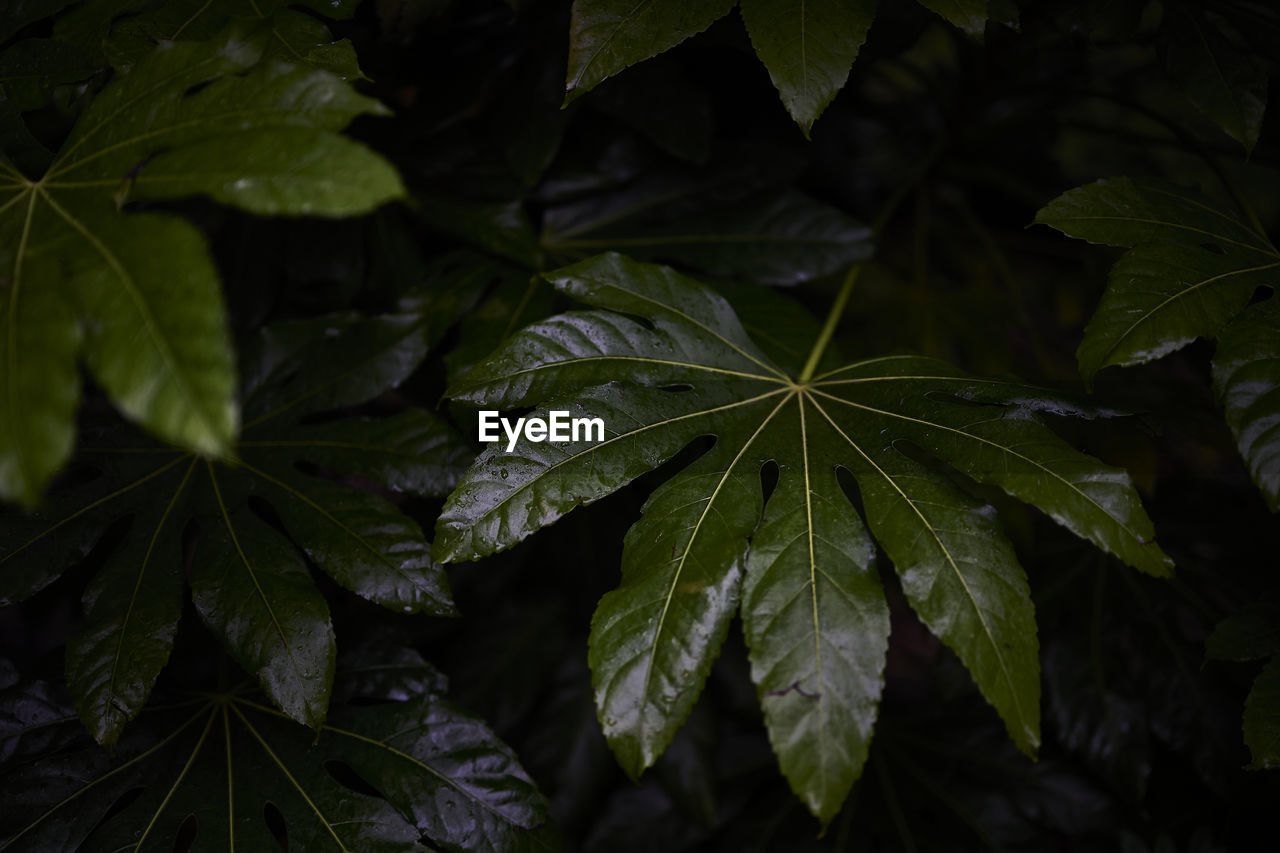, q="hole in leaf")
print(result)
[657,383,693,393]
[835,465,866,518]
[759,460,779,504]
[324,759,385,799]
[263,802,288,850]
[1247,284,1274,306]
[181,79,216,99]
[172,814,198,852]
